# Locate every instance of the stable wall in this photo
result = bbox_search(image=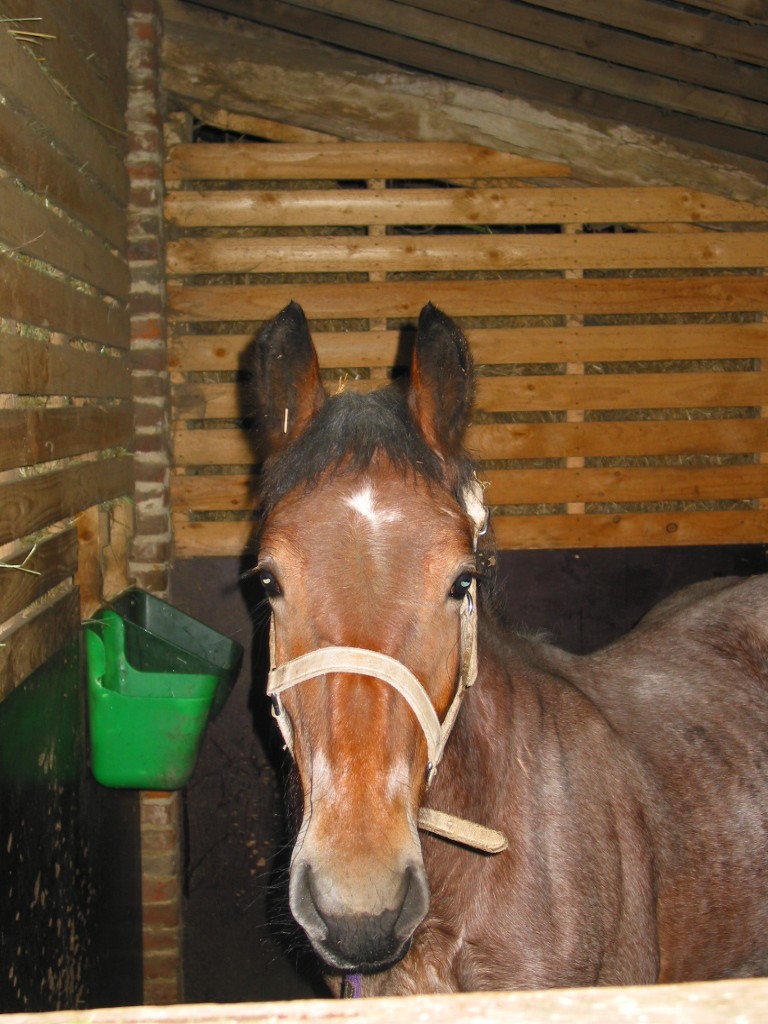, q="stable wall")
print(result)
[0,1,143,1009]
